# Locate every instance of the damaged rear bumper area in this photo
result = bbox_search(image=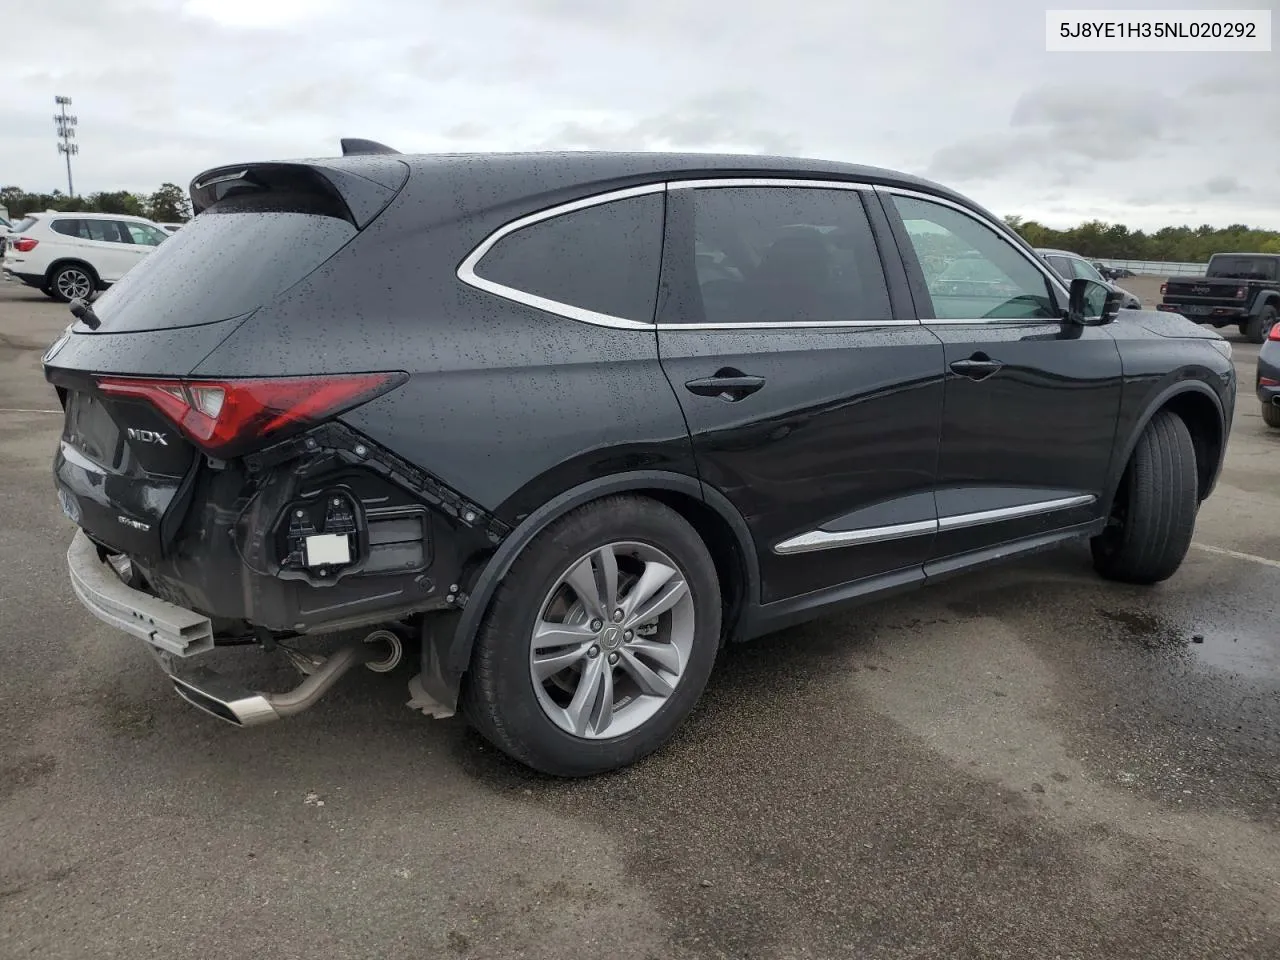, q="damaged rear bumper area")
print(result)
[67,529,425,725]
